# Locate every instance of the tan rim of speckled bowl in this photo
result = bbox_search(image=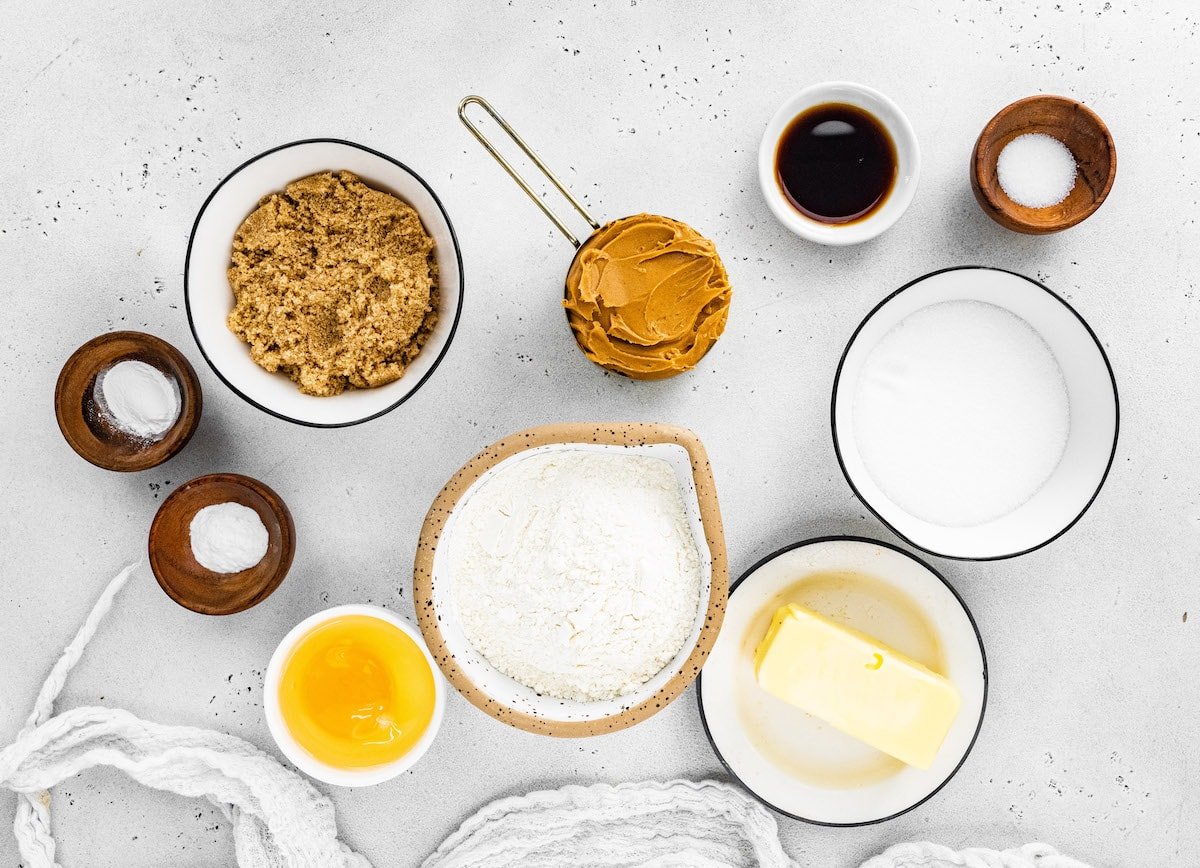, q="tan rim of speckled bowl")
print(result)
[413,422,728,737]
